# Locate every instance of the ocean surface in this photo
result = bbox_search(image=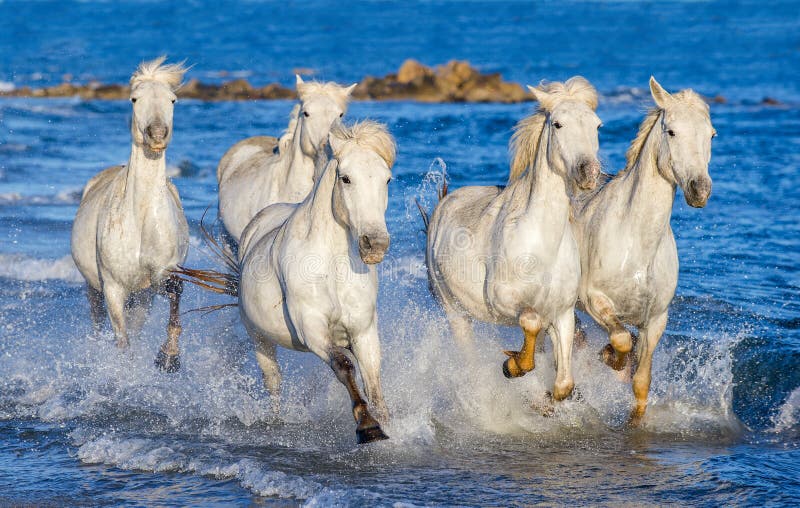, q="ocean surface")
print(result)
[1,1,799,506]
